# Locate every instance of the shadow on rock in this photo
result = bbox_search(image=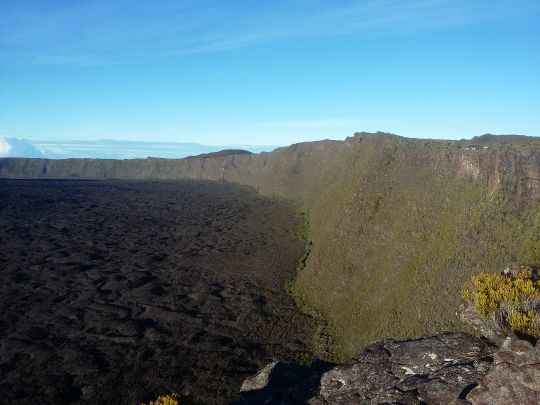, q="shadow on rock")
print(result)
[234,360,336,404]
